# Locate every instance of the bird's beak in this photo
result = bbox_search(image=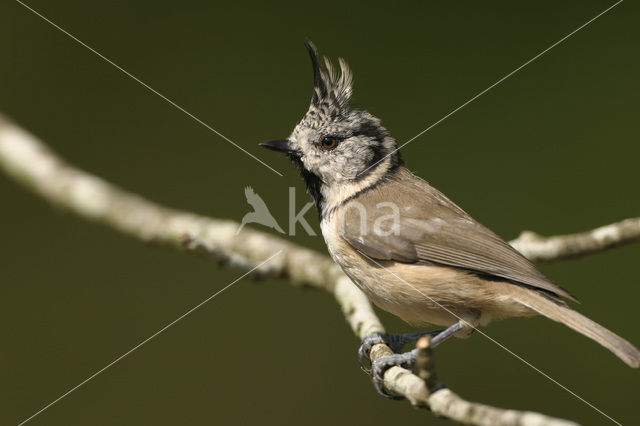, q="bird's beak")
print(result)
[260,139,294,154]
